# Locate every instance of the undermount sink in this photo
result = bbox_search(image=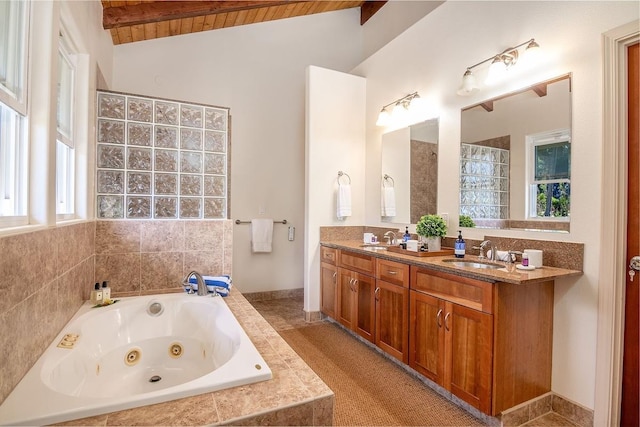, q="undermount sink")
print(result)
[442,259,504,270]
[360,244,388,251]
